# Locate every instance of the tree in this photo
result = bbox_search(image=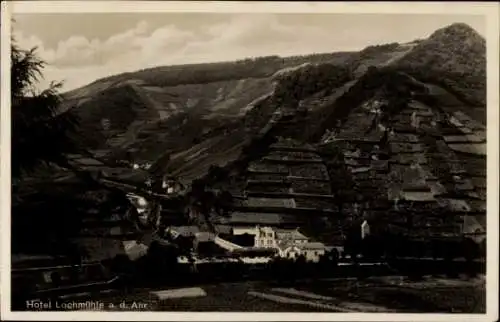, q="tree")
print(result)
[323,148,356,217]
[186,179,217,232]
[10,39,137,266]
[207,165,228,183]
[214,189,234,217]
[11,39,80,180]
